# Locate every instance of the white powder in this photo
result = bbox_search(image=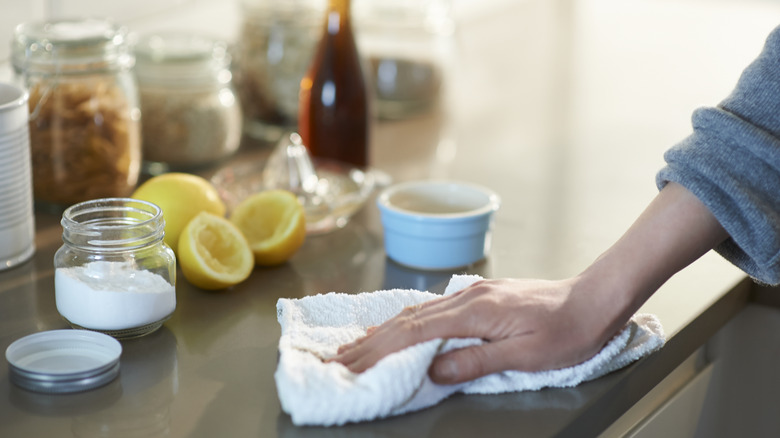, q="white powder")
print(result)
[55,261,176,330]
